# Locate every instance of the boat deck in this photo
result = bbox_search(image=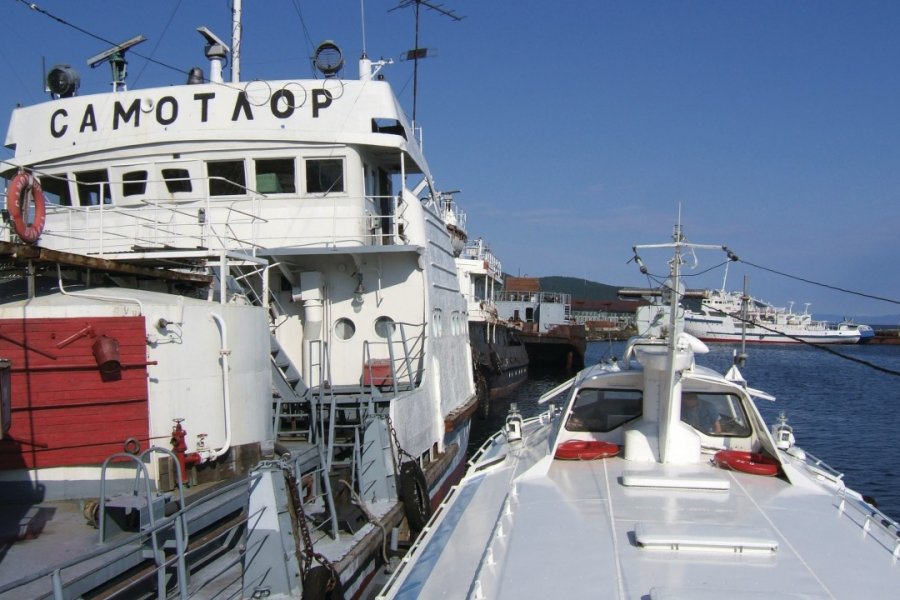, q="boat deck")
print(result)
[384,419,899,599]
